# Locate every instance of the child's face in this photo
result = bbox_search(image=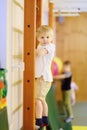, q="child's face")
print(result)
[37,33,53,45]
[63,65,71,72]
